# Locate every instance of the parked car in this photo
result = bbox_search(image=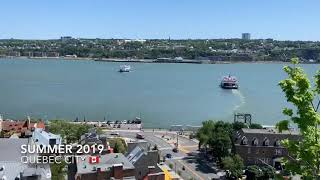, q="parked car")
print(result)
[172,147,179,153]
[108,121,115,125]
[121,120,127,124]
[166,153,172,158]
[136,133,145,139]
[110,131,119,136]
